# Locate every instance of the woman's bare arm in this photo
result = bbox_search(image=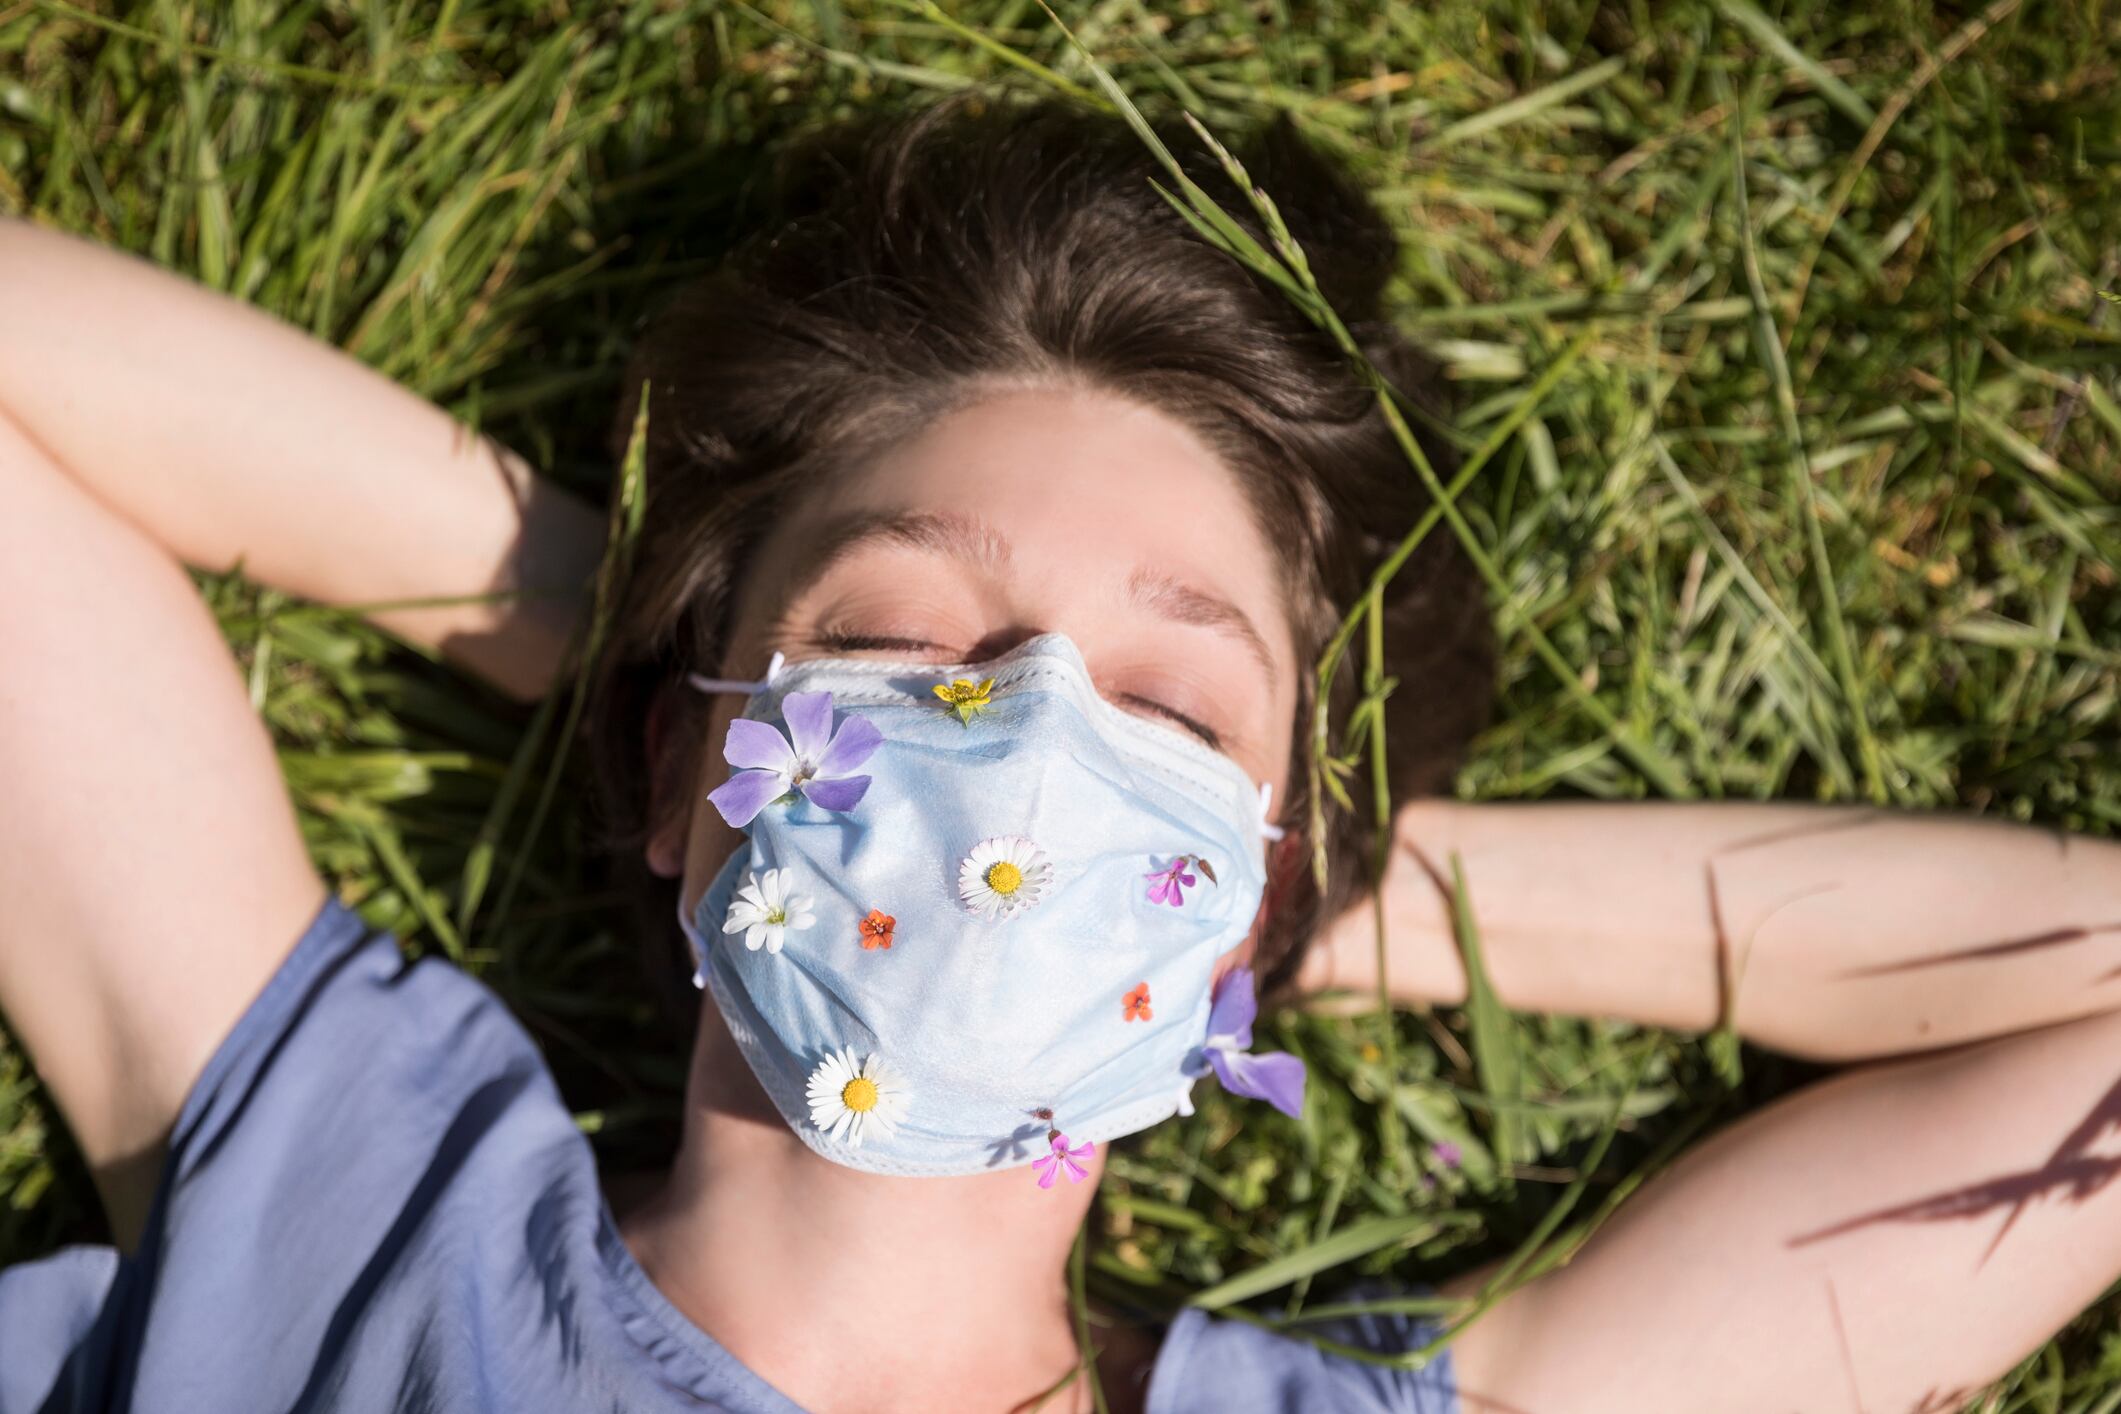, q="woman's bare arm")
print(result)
[1306,801,2121,1409]
[1304,799,2121,1062]
[1447,1002,2121,1414]
[0,219,604,704]
[0,219,603,1244]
